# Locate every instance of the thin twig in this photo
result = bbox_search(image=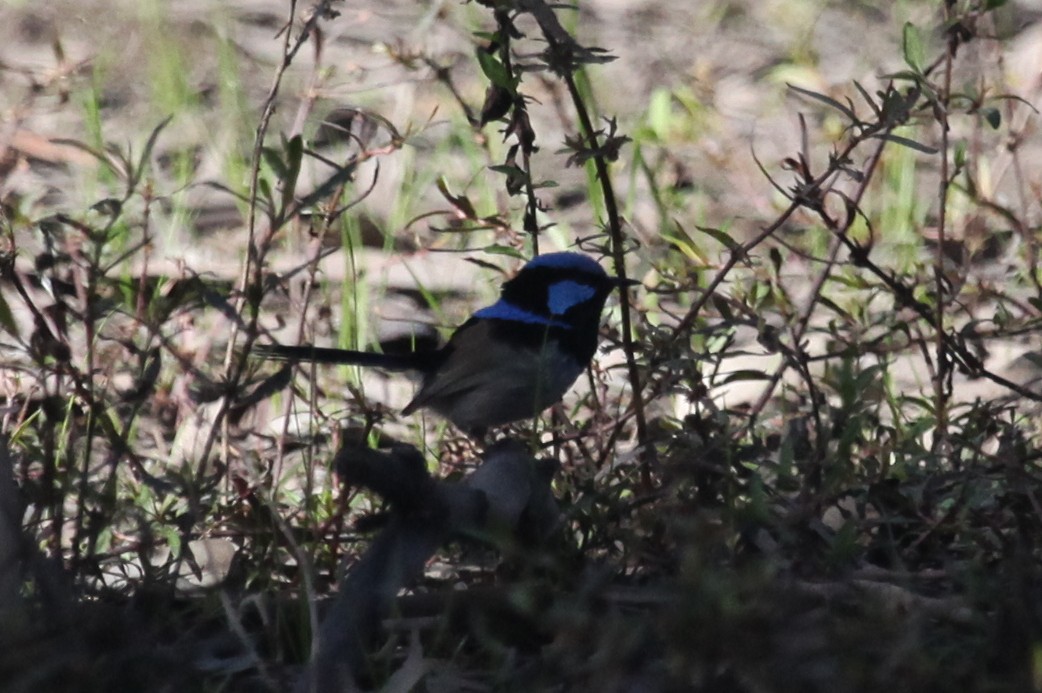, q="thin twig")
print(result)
[932,6,956,458]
